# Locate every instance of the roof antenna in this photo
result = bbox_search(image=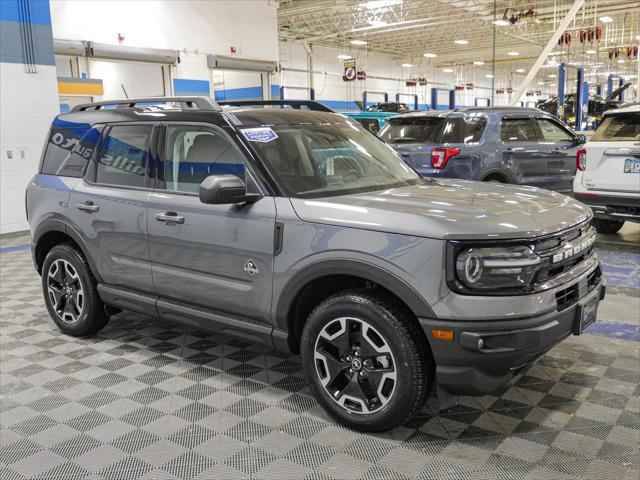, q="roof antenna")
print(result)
[121,84,129,99]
